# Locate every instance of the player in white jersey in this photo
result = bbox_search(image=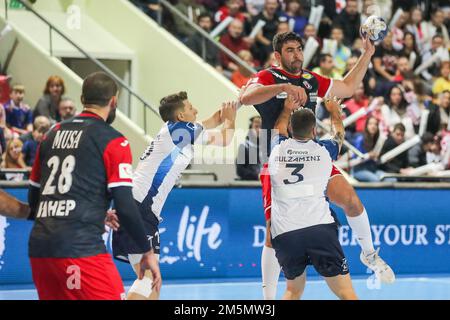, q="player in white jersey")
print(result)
[112,91,237,300]
[269,96,357,300]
